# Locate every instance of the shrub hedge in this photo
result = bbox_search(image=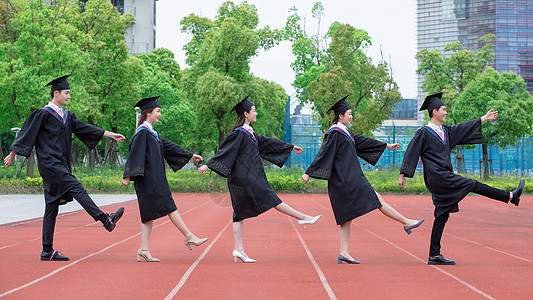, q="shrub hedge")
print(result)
[0,164,530,195]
